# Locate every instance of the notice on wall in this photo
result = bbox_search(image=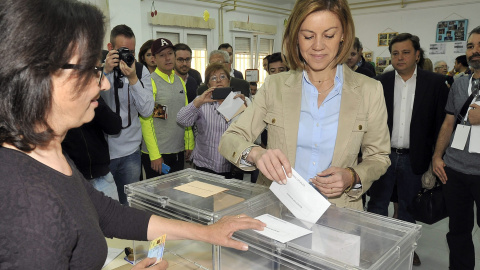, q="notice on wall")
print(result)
[429,43,446,55]
[454,41,467,53]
